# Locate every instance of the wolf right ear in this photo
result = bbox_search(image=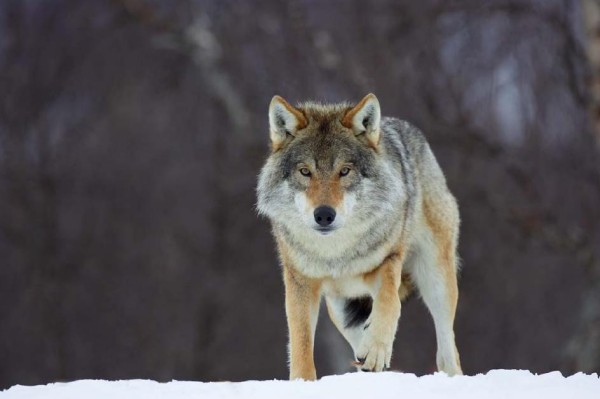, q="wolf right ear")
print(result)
[268,95,308,150]
[342,93,381,147]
